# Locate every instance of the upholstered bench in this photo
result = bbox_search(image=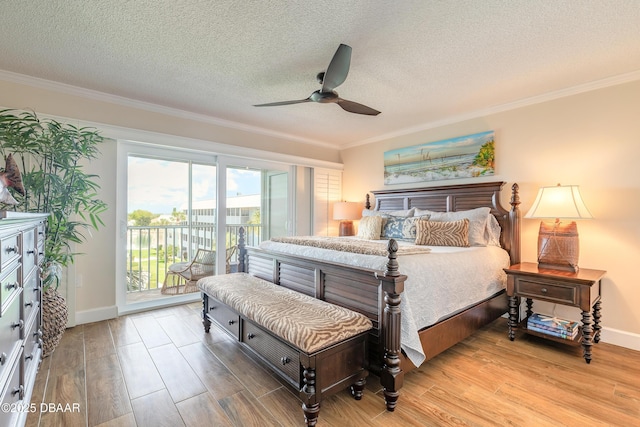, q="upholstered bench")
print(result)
[198,273,373,426]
